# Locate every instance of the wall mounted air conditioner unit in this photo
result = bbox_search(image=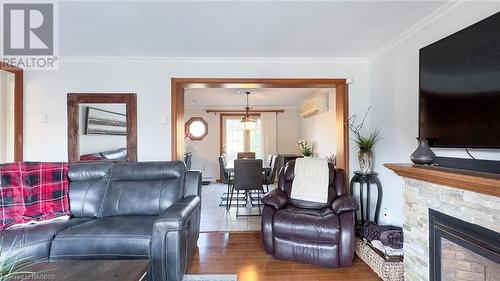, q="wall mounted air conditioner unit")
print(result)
[299,93,329,118]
